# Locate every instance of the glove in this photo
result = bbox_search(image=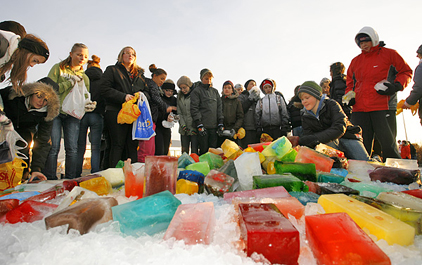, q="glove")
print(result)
[62,74,82,86]
[84,101,97,112]
[248,89,260,101]
[377,82,402,96]
[181,124,191,134]
[298,135,320,148]
[191,130,198,136]
[197,124,207,137]
[217,124,224,133]
[348,98,356,106]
